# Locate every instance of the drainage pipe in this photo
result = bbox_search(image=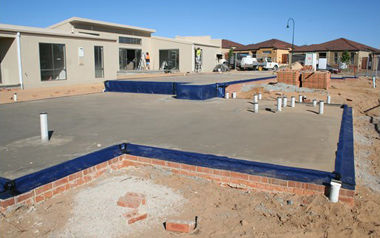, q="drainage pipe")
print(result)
[282,96,287,107]
[319,101,324,114]
[327,95,331,104]
[253,94,258,103]
[16,32,24,89]
[373,76,376,88]
[258,93,262,100]
[312,99,317,107]
[298,95,303,103]
[13,93,17,102]
[277,97,282,112]
[253,102,258,113]
[329,180,342,203]
[232,92,237,99]
[291,96,295,107]
[225,92,229,99]
[40,113,49,142]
